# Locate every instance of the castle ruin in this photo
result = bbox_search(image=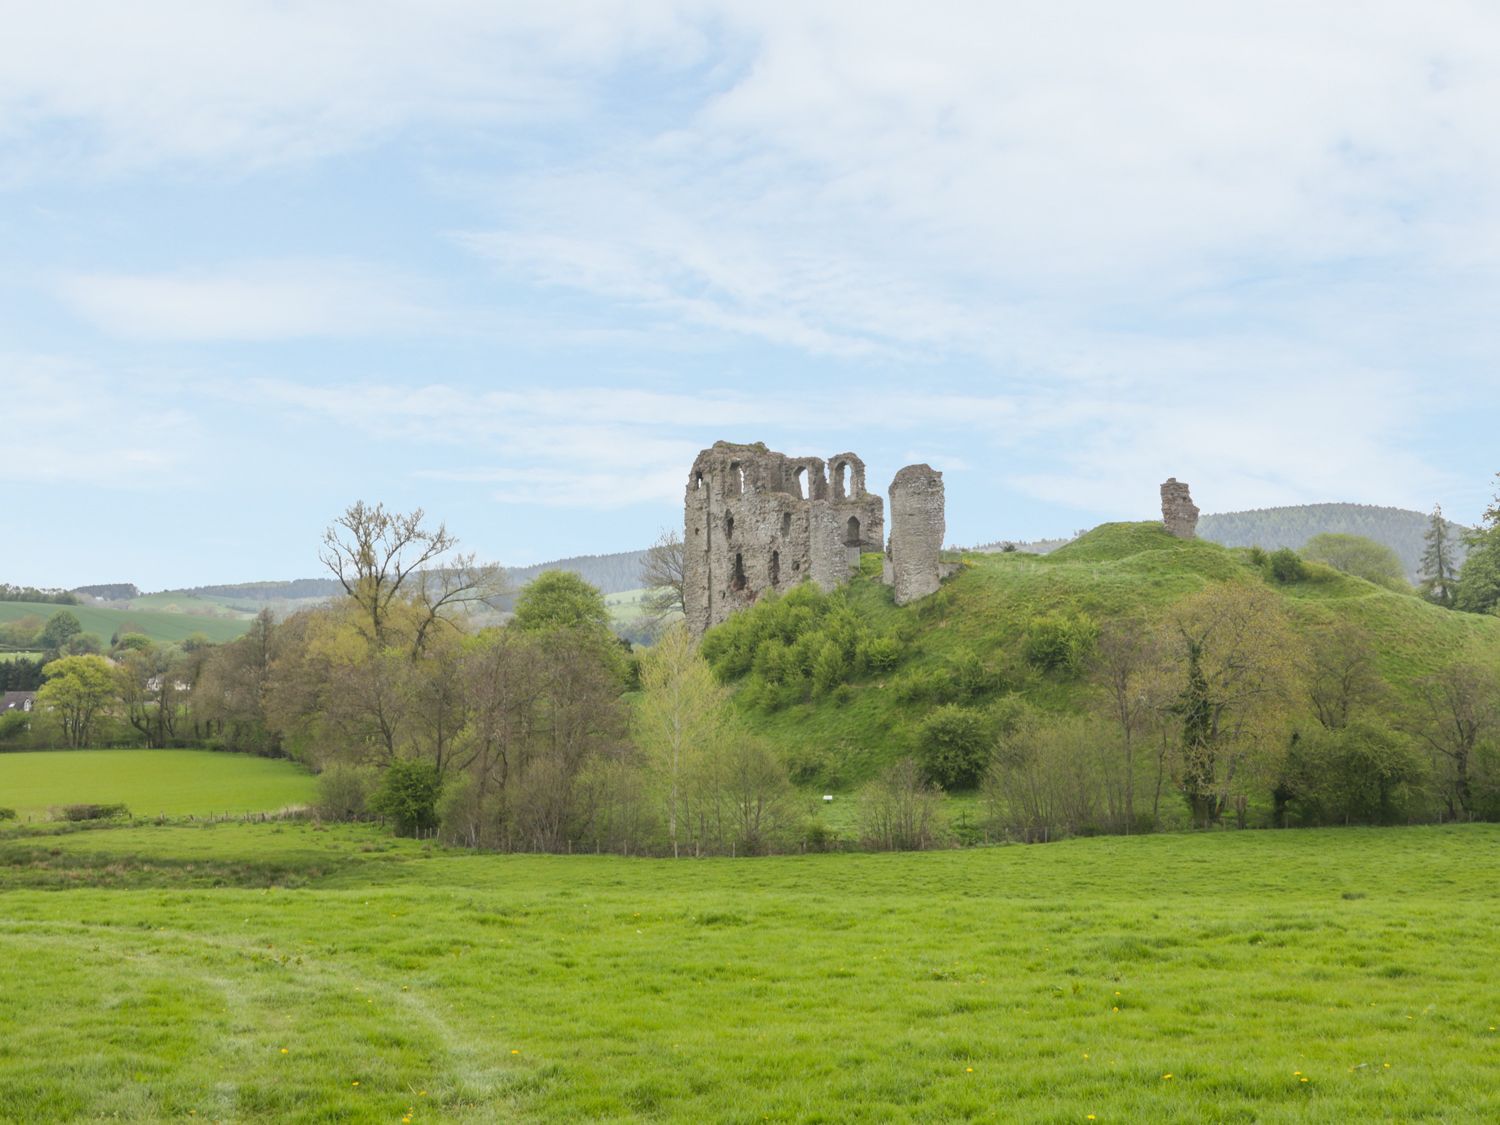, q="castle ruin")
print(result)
[684,441,949,635]
[1160,478,1199,539]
